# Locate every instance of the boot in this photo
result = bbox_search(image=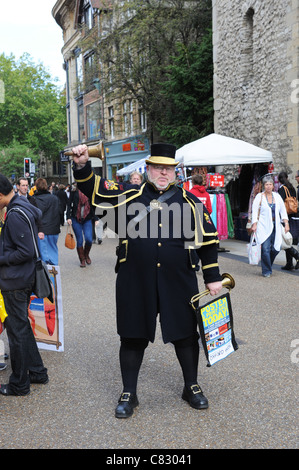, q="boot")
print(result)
[84,244,92,265]
[77,247,86,268]
[281,249,294,270]
[289,246,299,261]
